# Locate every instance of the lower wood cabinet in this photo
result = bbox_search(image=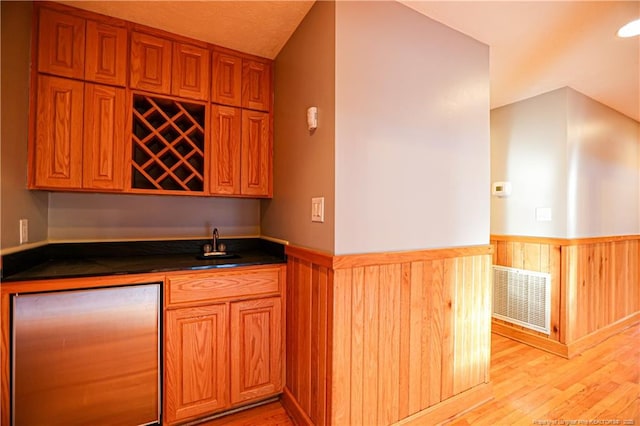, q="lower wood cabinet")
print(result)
[230,297,282,404]
[165,304,229,424]
[164,266,285,424]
